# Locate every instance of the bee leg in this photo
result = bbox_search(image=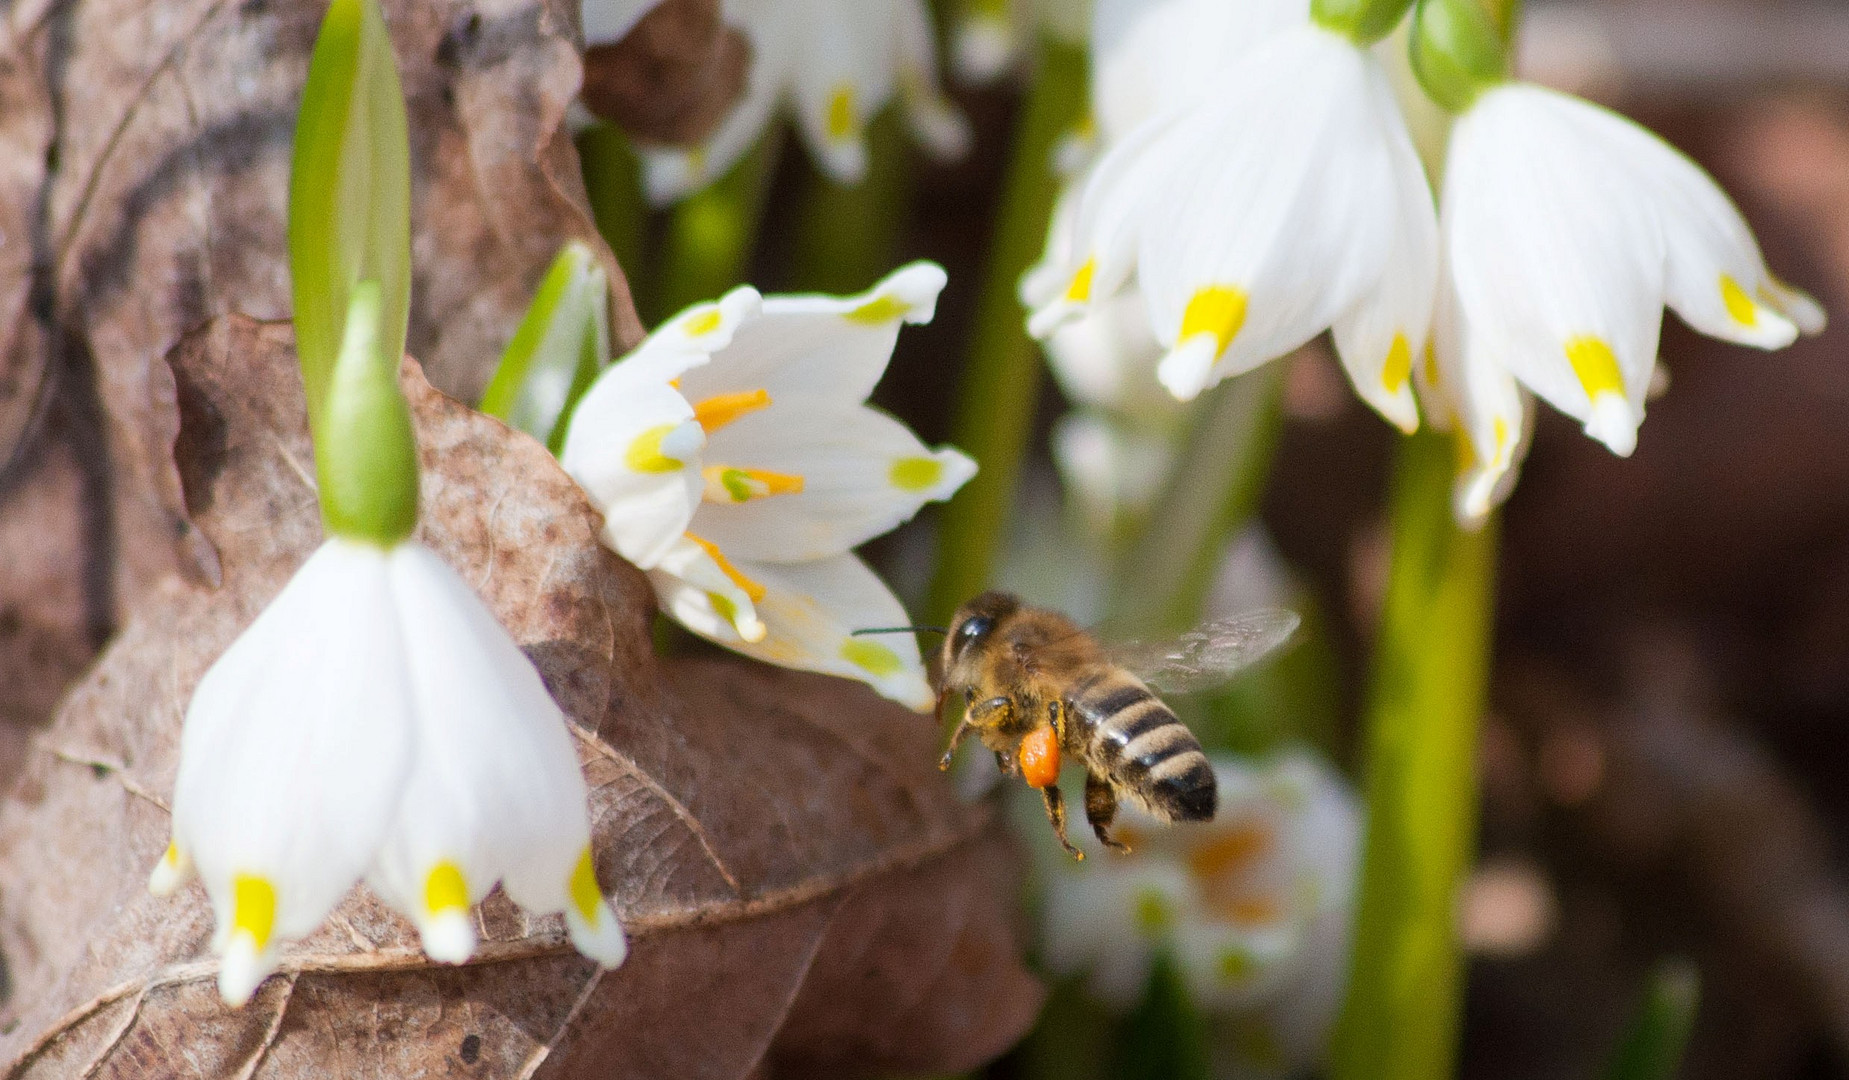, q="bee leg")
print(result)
[969,695,1015,728]
[938,718,973,771]
[1041,784,1083,861]
[1085,772,1131,854]
[994,748,1018,776]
